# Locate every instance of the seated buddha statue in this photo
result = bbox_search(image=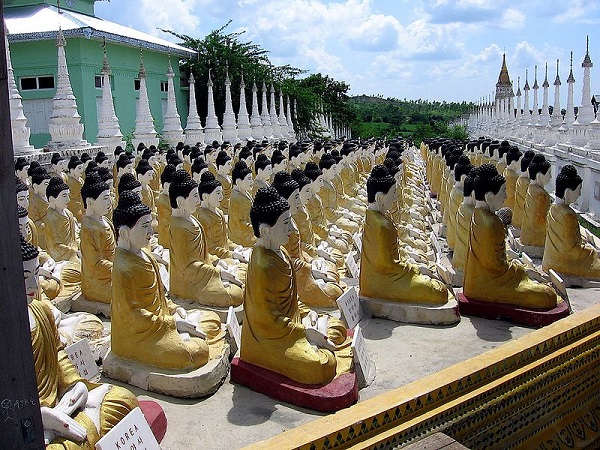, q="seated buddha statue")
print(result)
[80,174,115,304]
[520,154,552,248]
[502,146,522,210]
[446,156,473,250]
[66,156,85,222]
[496,141,510,174]
[215,151,233,215]
[156,164,177,248]
[270,149,288,175]
[240,187,353,385]
[110,191,225,370]
[21,237,138,449]
[512,150,535,229]
[451,168,478,273]
[30,168,51,249]
[191,156,209,183]
[228,161,257,248]
[304,162,352,254]
[237,147,254,169]
[359,165,452,305]
[16,177,41,249]
[117,172,142,200]
[252,154,272,195]
[114,153,135,191]
[49,153,69,183]
[196,171,237,260]
[169,170,244,307]
[45,177,80,264]
[463,164,557,309]
[542,165,600,280]
[135,159,158,227]
[15,156,30,187]
[272,172,344,308]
